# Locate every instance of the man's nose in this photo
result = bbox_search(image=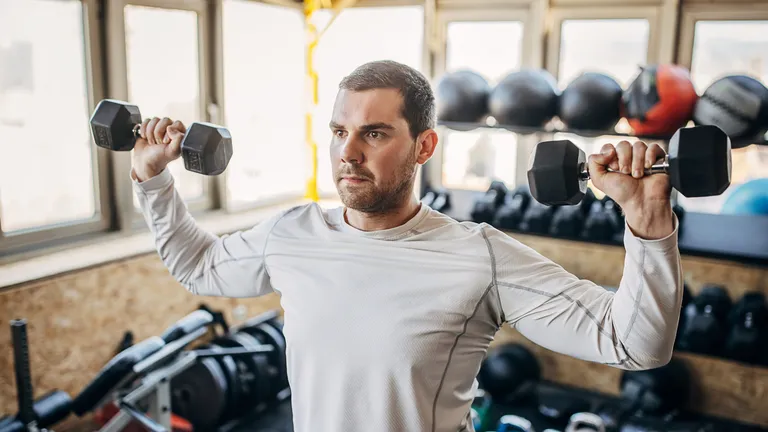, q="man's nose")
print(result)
[340,134,365,164]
